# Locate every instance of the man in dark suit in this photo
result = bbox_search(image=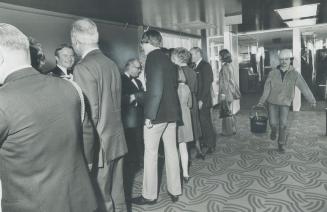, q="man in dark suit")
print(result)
[121,58,144,166]
[0,23,97,212]
[132,30,181,205]
[190,47,216,154]
[49,44,75,79]
[71,18,128,212]
[121,58,144,200]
